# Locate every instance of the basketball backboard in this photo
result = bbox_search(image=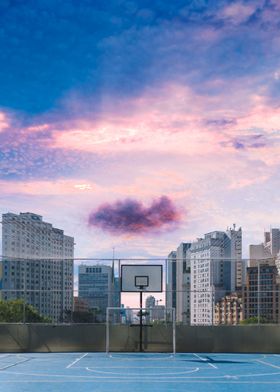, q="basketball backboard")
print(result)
[121,264,162,292]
